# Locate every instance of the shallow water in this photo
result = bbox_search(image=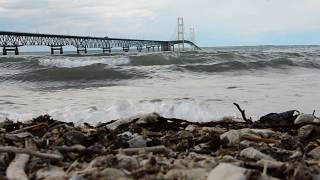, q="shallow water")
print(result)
[1,46,320,124]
